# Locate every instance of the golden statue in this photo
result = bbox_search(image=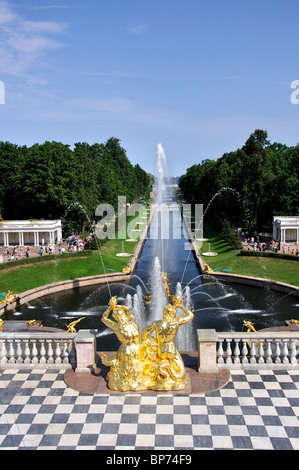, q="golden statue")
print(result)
[100,287,194,391]
[122,262,131,274]
[0,291,19,305]
[141,295,194,390]
[243,320,256,332]
[161,272,170,297]
[99,296,144,391]
[144,291,152,305]
[65,317,85,333]
[0,319,3,333]
[203,262,213,273]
